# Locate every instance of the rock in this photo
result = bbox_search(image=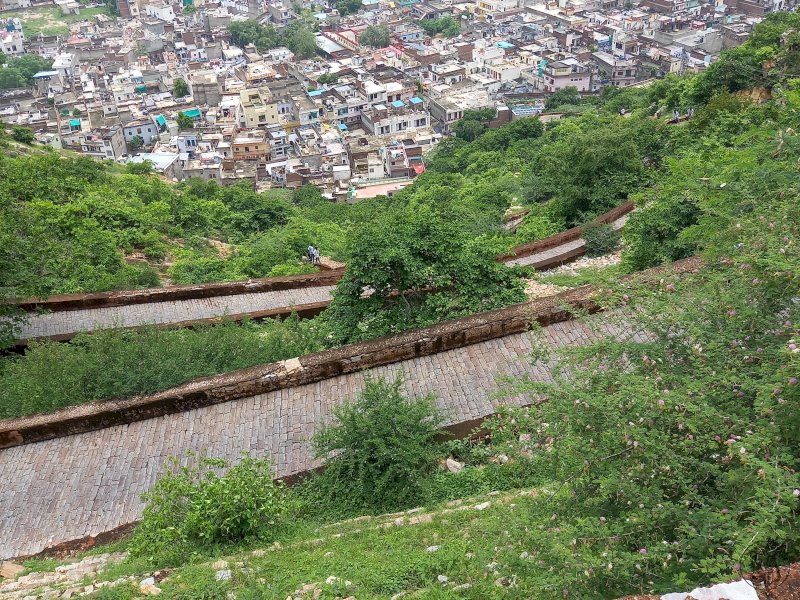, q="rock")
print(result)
[323,552,333,558]
[661,579,760,600]
[520,551,530,560]
[437,575,448,584]
[491,454,509,465]
[252,549,266,557]
[445,458,464,473]
[426,545,440,553]
[139,577,155,588]
[409,513,433,525]
[473,502,491,511]
[140,584,162,596]
[452,583,472,591]
[212,560,229,570]
[216,570,232,581]
[0,562,25,579]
